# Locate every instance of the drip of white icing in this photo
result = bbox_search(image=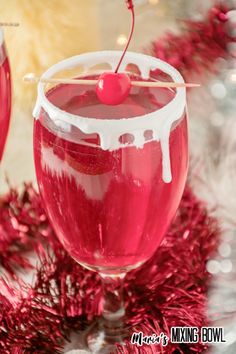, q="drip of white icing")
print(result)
[33,51,186,183]
[160,124,172,183]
